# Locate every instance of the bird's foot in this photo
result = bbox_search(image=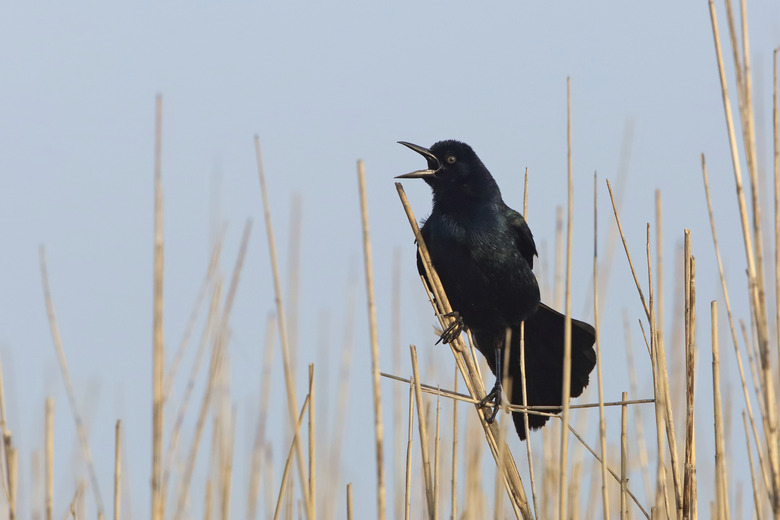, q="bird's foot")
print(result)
[478,382,503,424]
[436,312,465,344]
